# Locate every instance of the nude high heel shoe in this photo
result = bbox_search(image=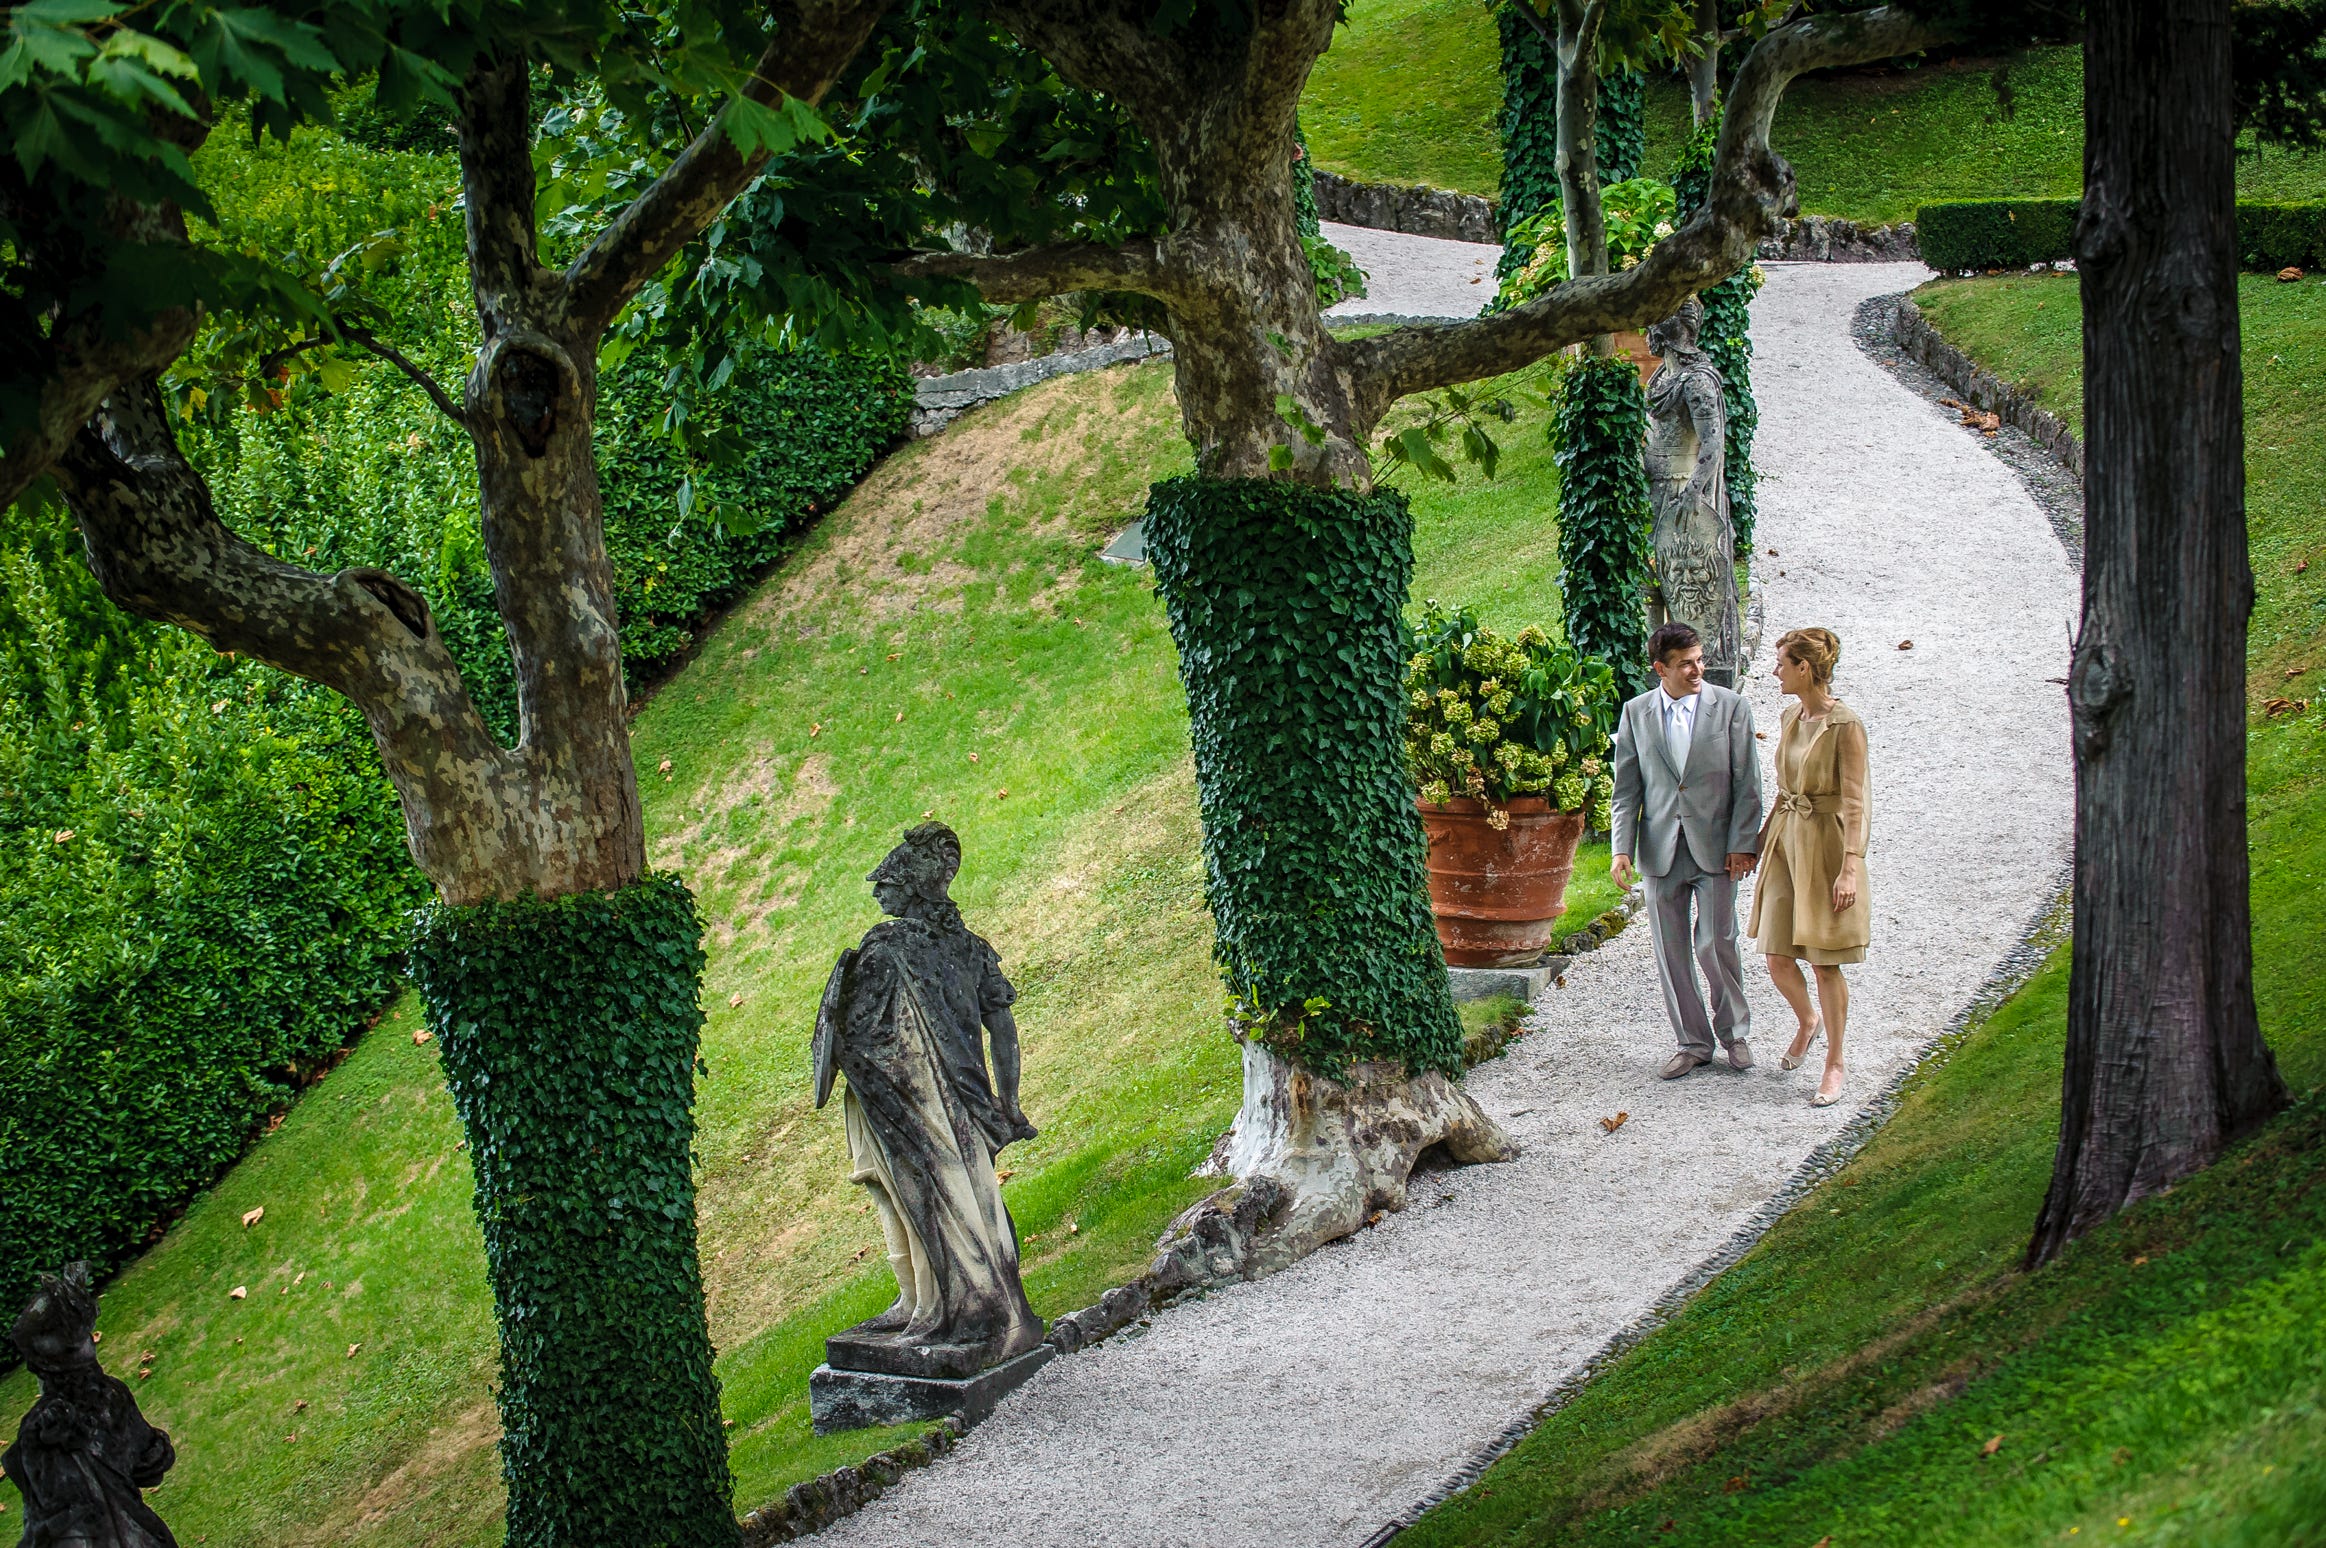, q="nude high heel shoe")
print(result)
[1811,1065,1846,1107]
[1781,1020,1822,1072]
